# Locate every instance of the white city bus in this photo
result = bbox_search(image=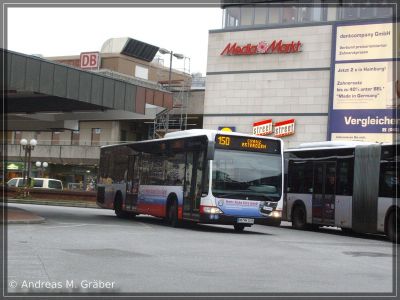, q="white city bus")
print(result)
[97,130,284,231]
[283,142,399,242]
